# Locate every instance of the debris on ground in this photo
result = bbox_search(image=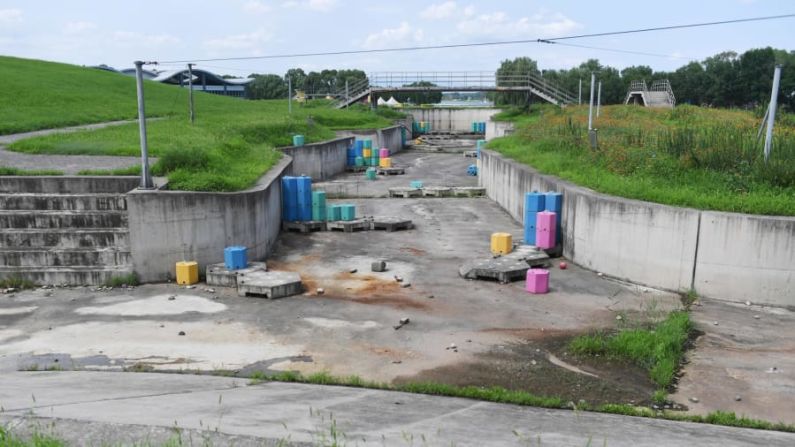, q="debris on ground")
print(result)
[168,295,176,301]
[349,268,358,274]
[393,318,410,330]
[371,261,387,272]
[689,397,699,403]
[401,282,411,288]
[178,331,186,336]
[316,288,325,295]
[559,262,568,270]
[394,275,403,282]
